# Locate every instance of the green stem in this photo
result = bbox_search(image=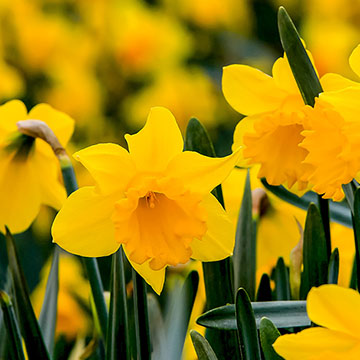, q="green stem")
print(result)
[318,196,331,260]
[132,269,151,360]
[59,155,108,340]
